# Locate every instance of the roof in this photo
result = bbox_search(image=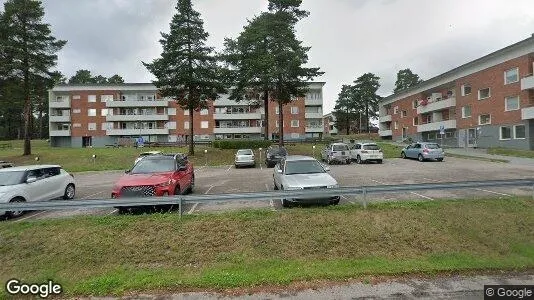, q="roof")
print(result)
[0,165,61,172]
[285,155,316,161]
